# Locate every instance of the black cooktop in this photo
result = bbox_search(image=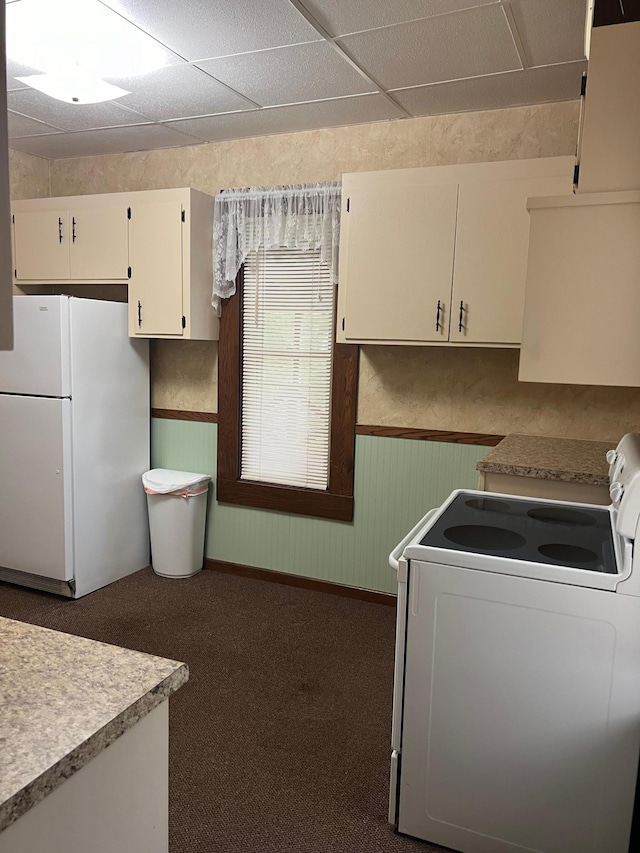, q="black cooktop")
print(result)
[419,492,617,574]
